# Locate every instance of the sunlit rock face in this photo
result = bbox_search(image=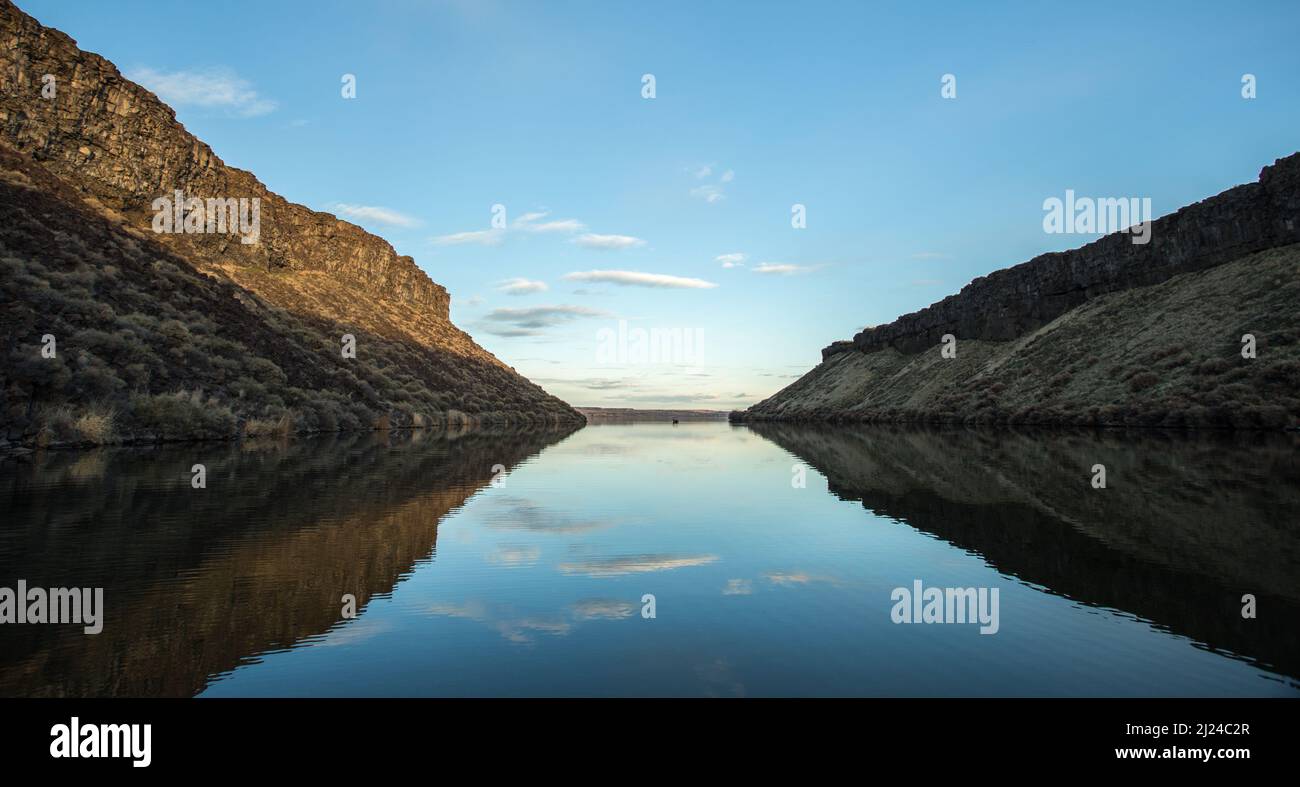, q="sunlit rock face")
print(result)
[0,0,584,443]
[0,0,446,316]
